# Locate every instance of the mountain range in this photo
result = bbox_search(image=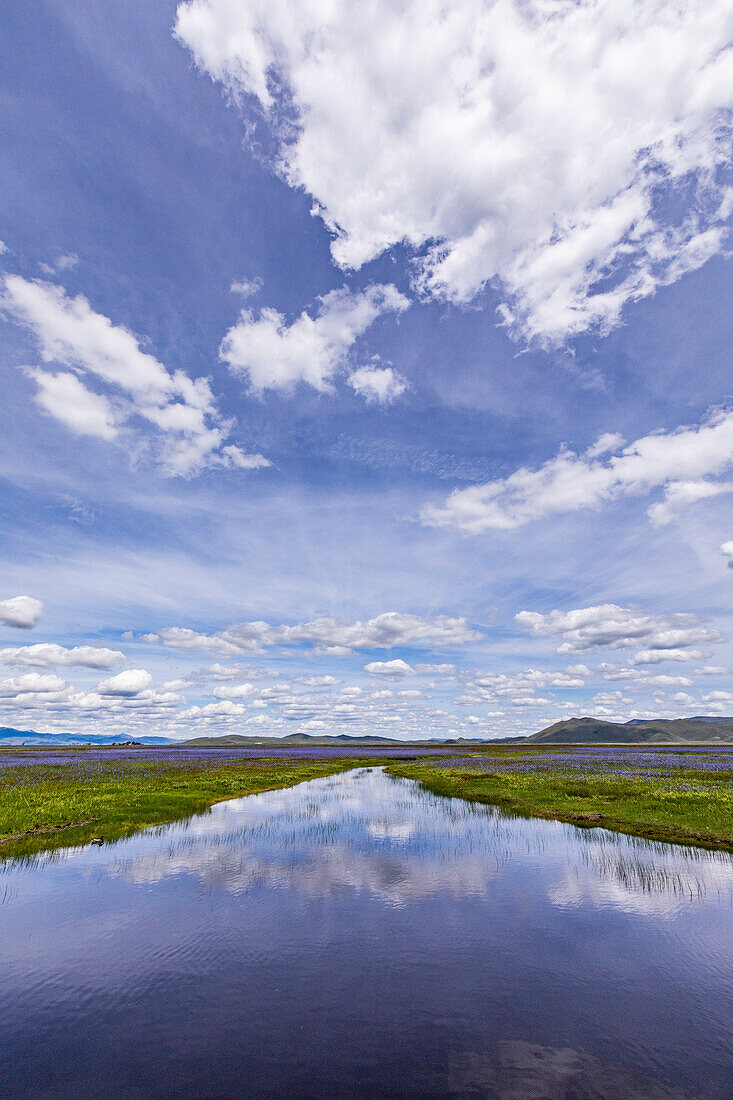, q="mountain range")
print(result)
[0,727,172,746]
[2,718,733,747]
[525,716,733,744]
